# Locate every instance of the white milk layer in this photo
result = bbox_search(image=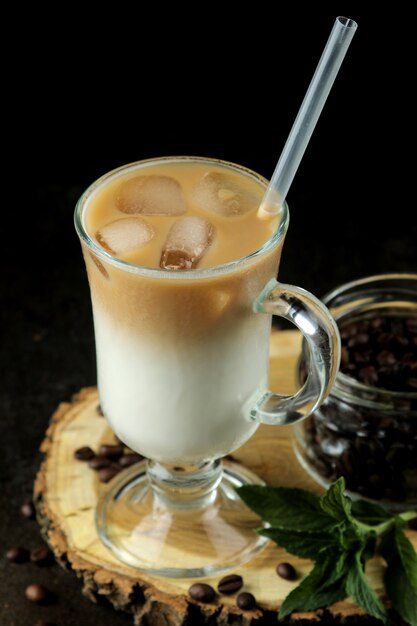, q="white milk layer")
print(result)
[93,309,271,463]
